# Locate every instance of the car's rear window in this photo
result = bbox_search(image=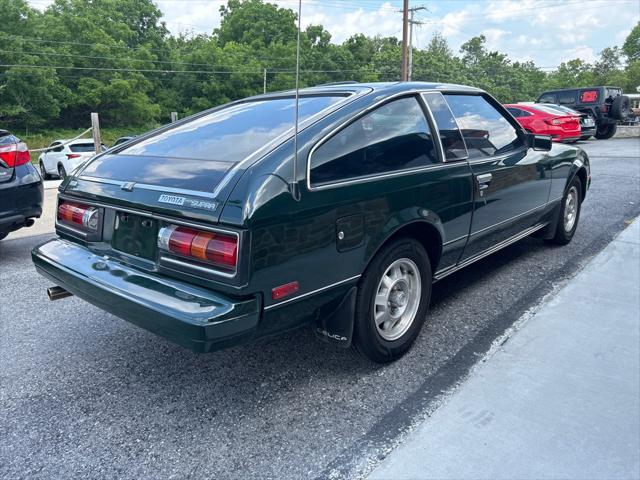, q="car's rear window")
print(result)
[120,95,345,162]
[531,104,572,115]
[70,143,96,152]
